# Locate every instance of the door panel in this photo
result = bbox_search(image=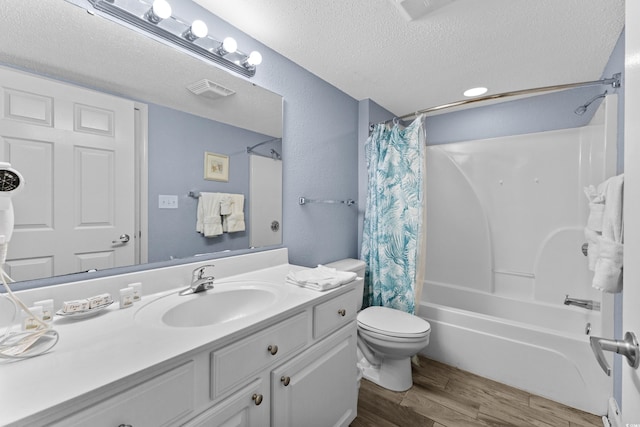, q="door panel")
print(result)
[0,66,135,281]
[623,1,640,422]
